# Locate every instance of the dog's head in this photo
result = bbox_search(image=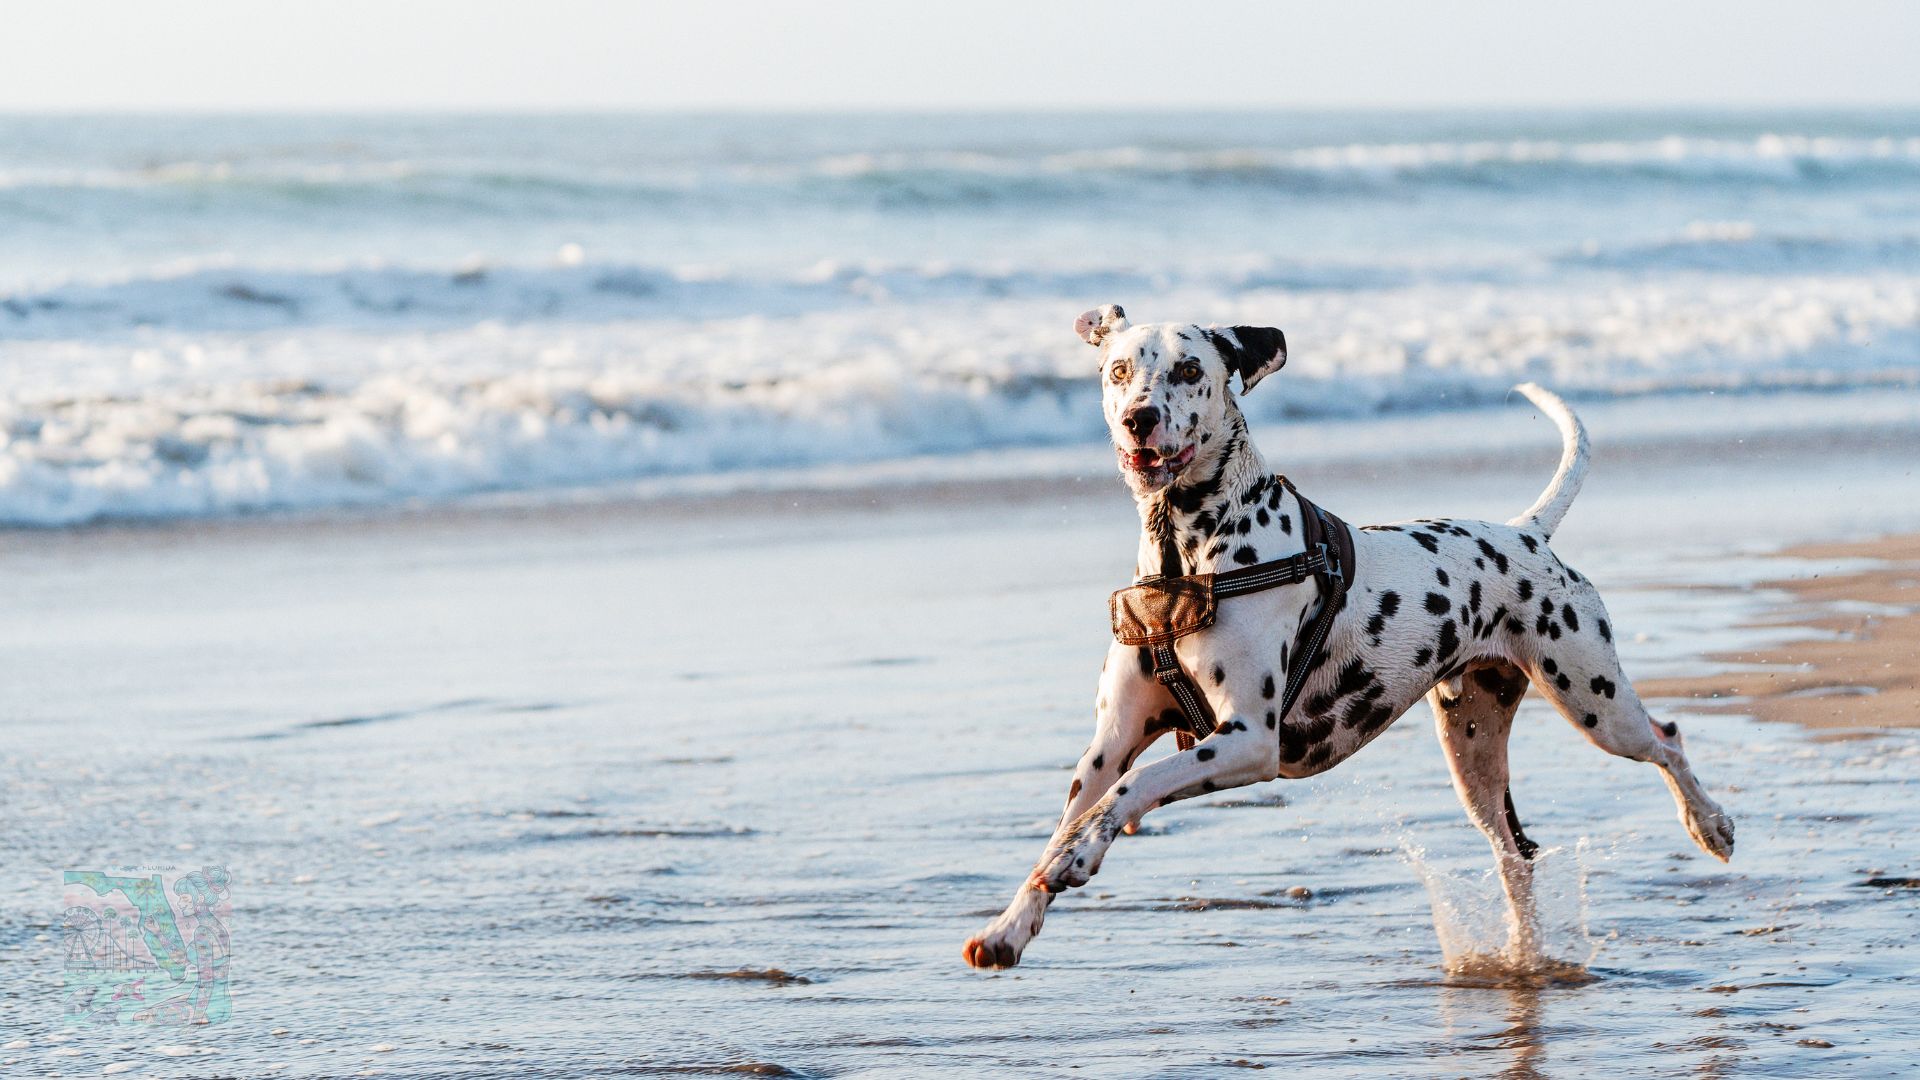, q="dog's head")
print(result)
[1076,304,1287,495]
